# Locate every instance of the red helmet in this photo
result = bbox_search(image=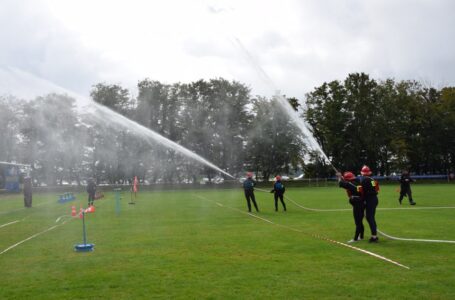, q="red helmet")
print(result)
[246,172,253,178]
[343,171,356,181]
[361,165,372,176]
[275,175,281,181]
